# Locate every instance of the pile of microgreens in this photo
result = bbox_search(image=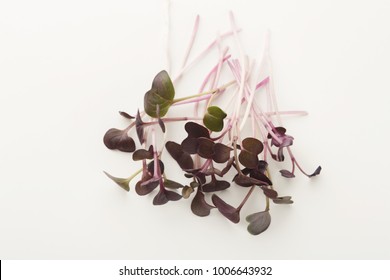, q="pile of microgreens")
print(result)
[103,13,321,235]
